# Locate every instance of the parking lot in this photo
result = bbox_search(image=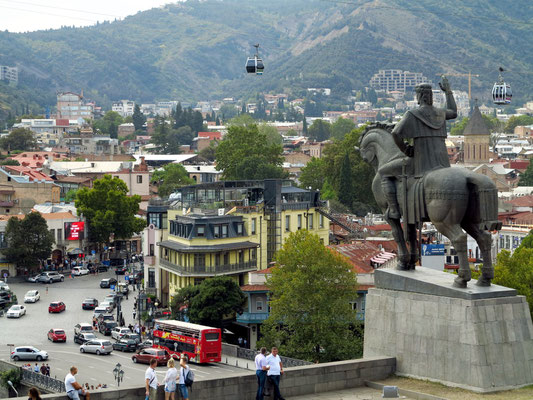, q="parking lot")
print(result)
[0,270,246,388]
